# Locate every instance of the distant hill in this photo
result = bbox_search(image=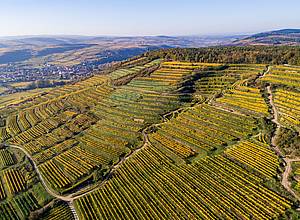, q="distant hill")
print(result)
[16,37,72,46]
[233,29,300,45]
[0,35,239,66]
[0,29,299,66]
